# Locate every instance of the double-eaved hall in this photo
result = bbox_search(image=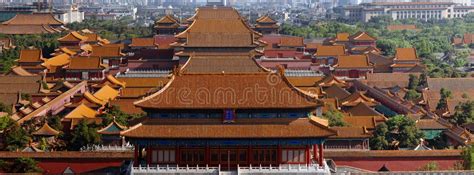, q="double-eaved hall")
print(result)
[122,1,334,174]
